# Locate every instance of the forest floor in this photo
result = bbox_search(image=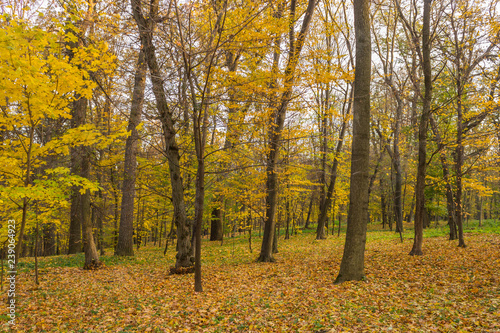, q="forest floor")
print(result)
[2,222,500,332]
